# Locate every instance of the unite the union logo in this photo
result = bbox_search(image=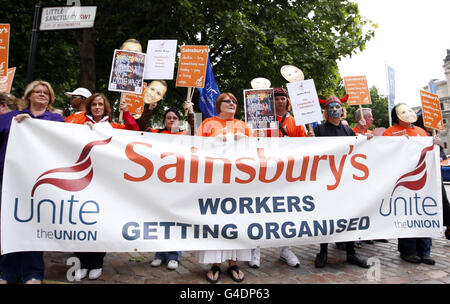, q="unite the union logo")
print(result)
[31,137,112,196]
